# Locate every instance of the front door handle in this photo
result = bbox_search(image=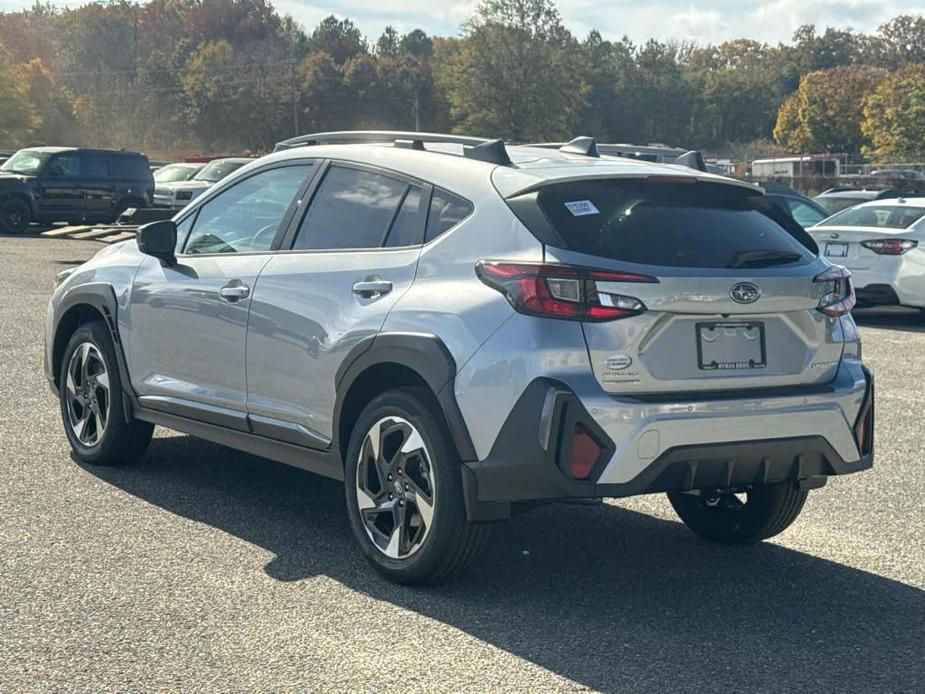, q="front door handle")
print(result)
[352,278,393,298]
[219,280,250,302]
